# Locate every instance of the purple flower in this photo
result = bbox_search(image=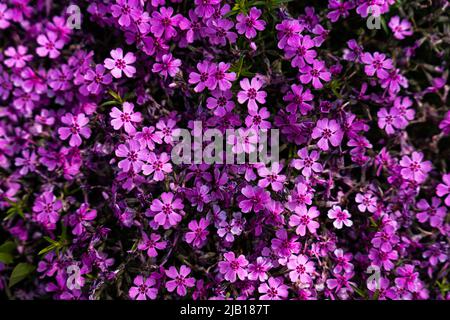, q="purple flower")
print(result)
[194,0,221,18]
[283,84,314,114]
[36,32,64,59]
[311,118,344,151]
[142,152,172,181]
[152,53,181,78]
[360,52,393,79]
[327,0,354,22]
[237,77,267,110]
[436,174,450,206]
[248,257,272,282]
[292,148,323,177]
[138,233,167,257]
[257,162,286,192]
[110,102,142,134]
[135,126,162,150]
[58,113,91,147]
[377,107,402,135]
[189,61,214,93]
[0,4,12,29]
[104,48,136,79]
[129,275,158,300]
[287,254,315,283]
[236,7,266,39]
[299,60,331,89]
[206,62,236,91]
[327,205,353,229]
[4,45,32,68]
[80,64,112,96]
[289,206,320,236]
[355,192,377,213]
[69,203,97,236]
[115,140,147,172]
[207,89,235,117]
[238,185,271,213]
[416,197,446,228]
[150,6,183,40]
[149,192,184,227]
[218,252,249,283]
[389,16,413,40]
[399,152,432,183]
[258,277,289,300]
[32,191,62,227]
[185,218,209,248]
[111,0,140,28]
[165,265,196,296]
